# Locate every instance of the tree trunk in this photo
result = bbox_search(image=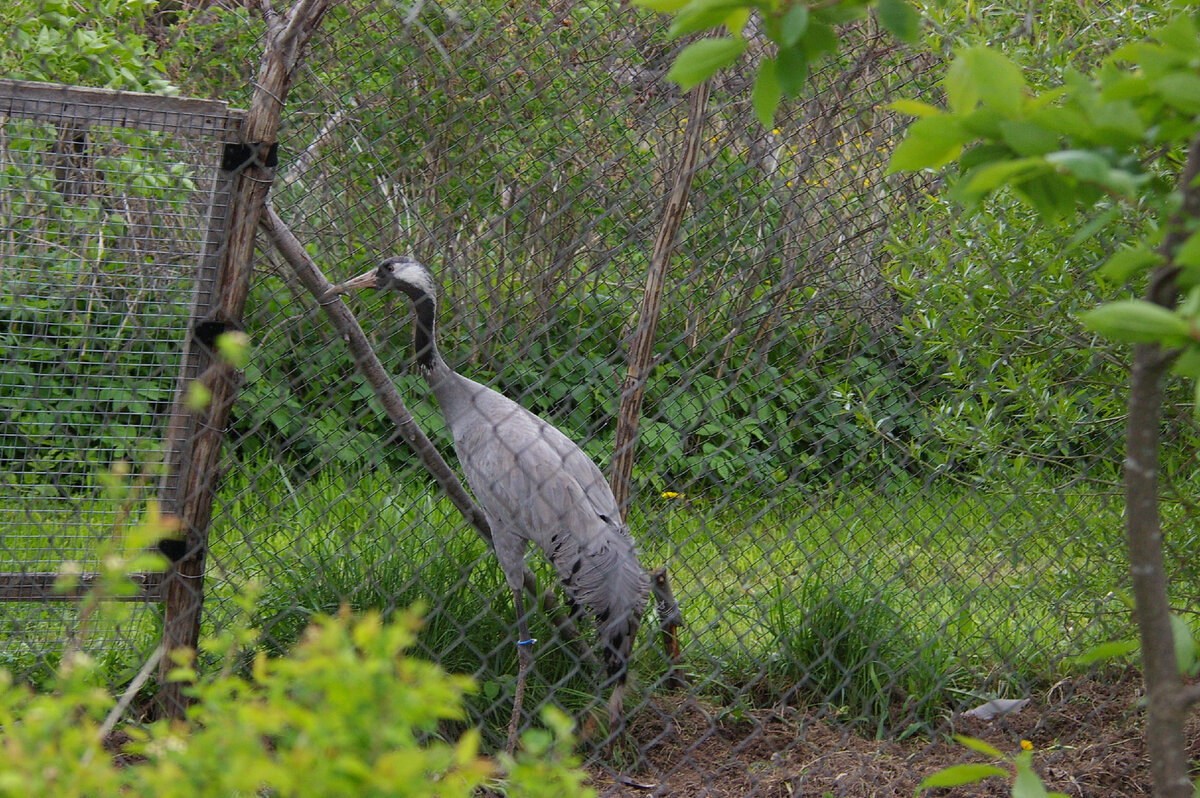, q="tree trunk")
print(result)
[1124,131,1200,798]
